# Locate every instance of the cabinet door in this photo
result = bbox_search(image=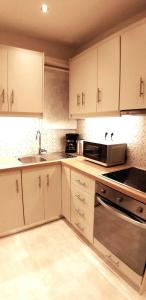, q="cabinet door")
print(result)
[62,166,71,221]
[8,48,43,113]
[120,22,146,110]
[97,36,120,112]
[69,47,97,116]
[0,171,24,233]
[0,47,8,112]
[44,165,61,220]
[22,168,44,225]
